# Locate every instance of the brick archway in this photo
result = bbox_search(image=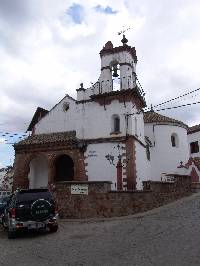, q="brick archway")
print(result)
[13,153,49,190]
[13,147,88,190]
[49,150,87,183]
[55,154,74,181]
